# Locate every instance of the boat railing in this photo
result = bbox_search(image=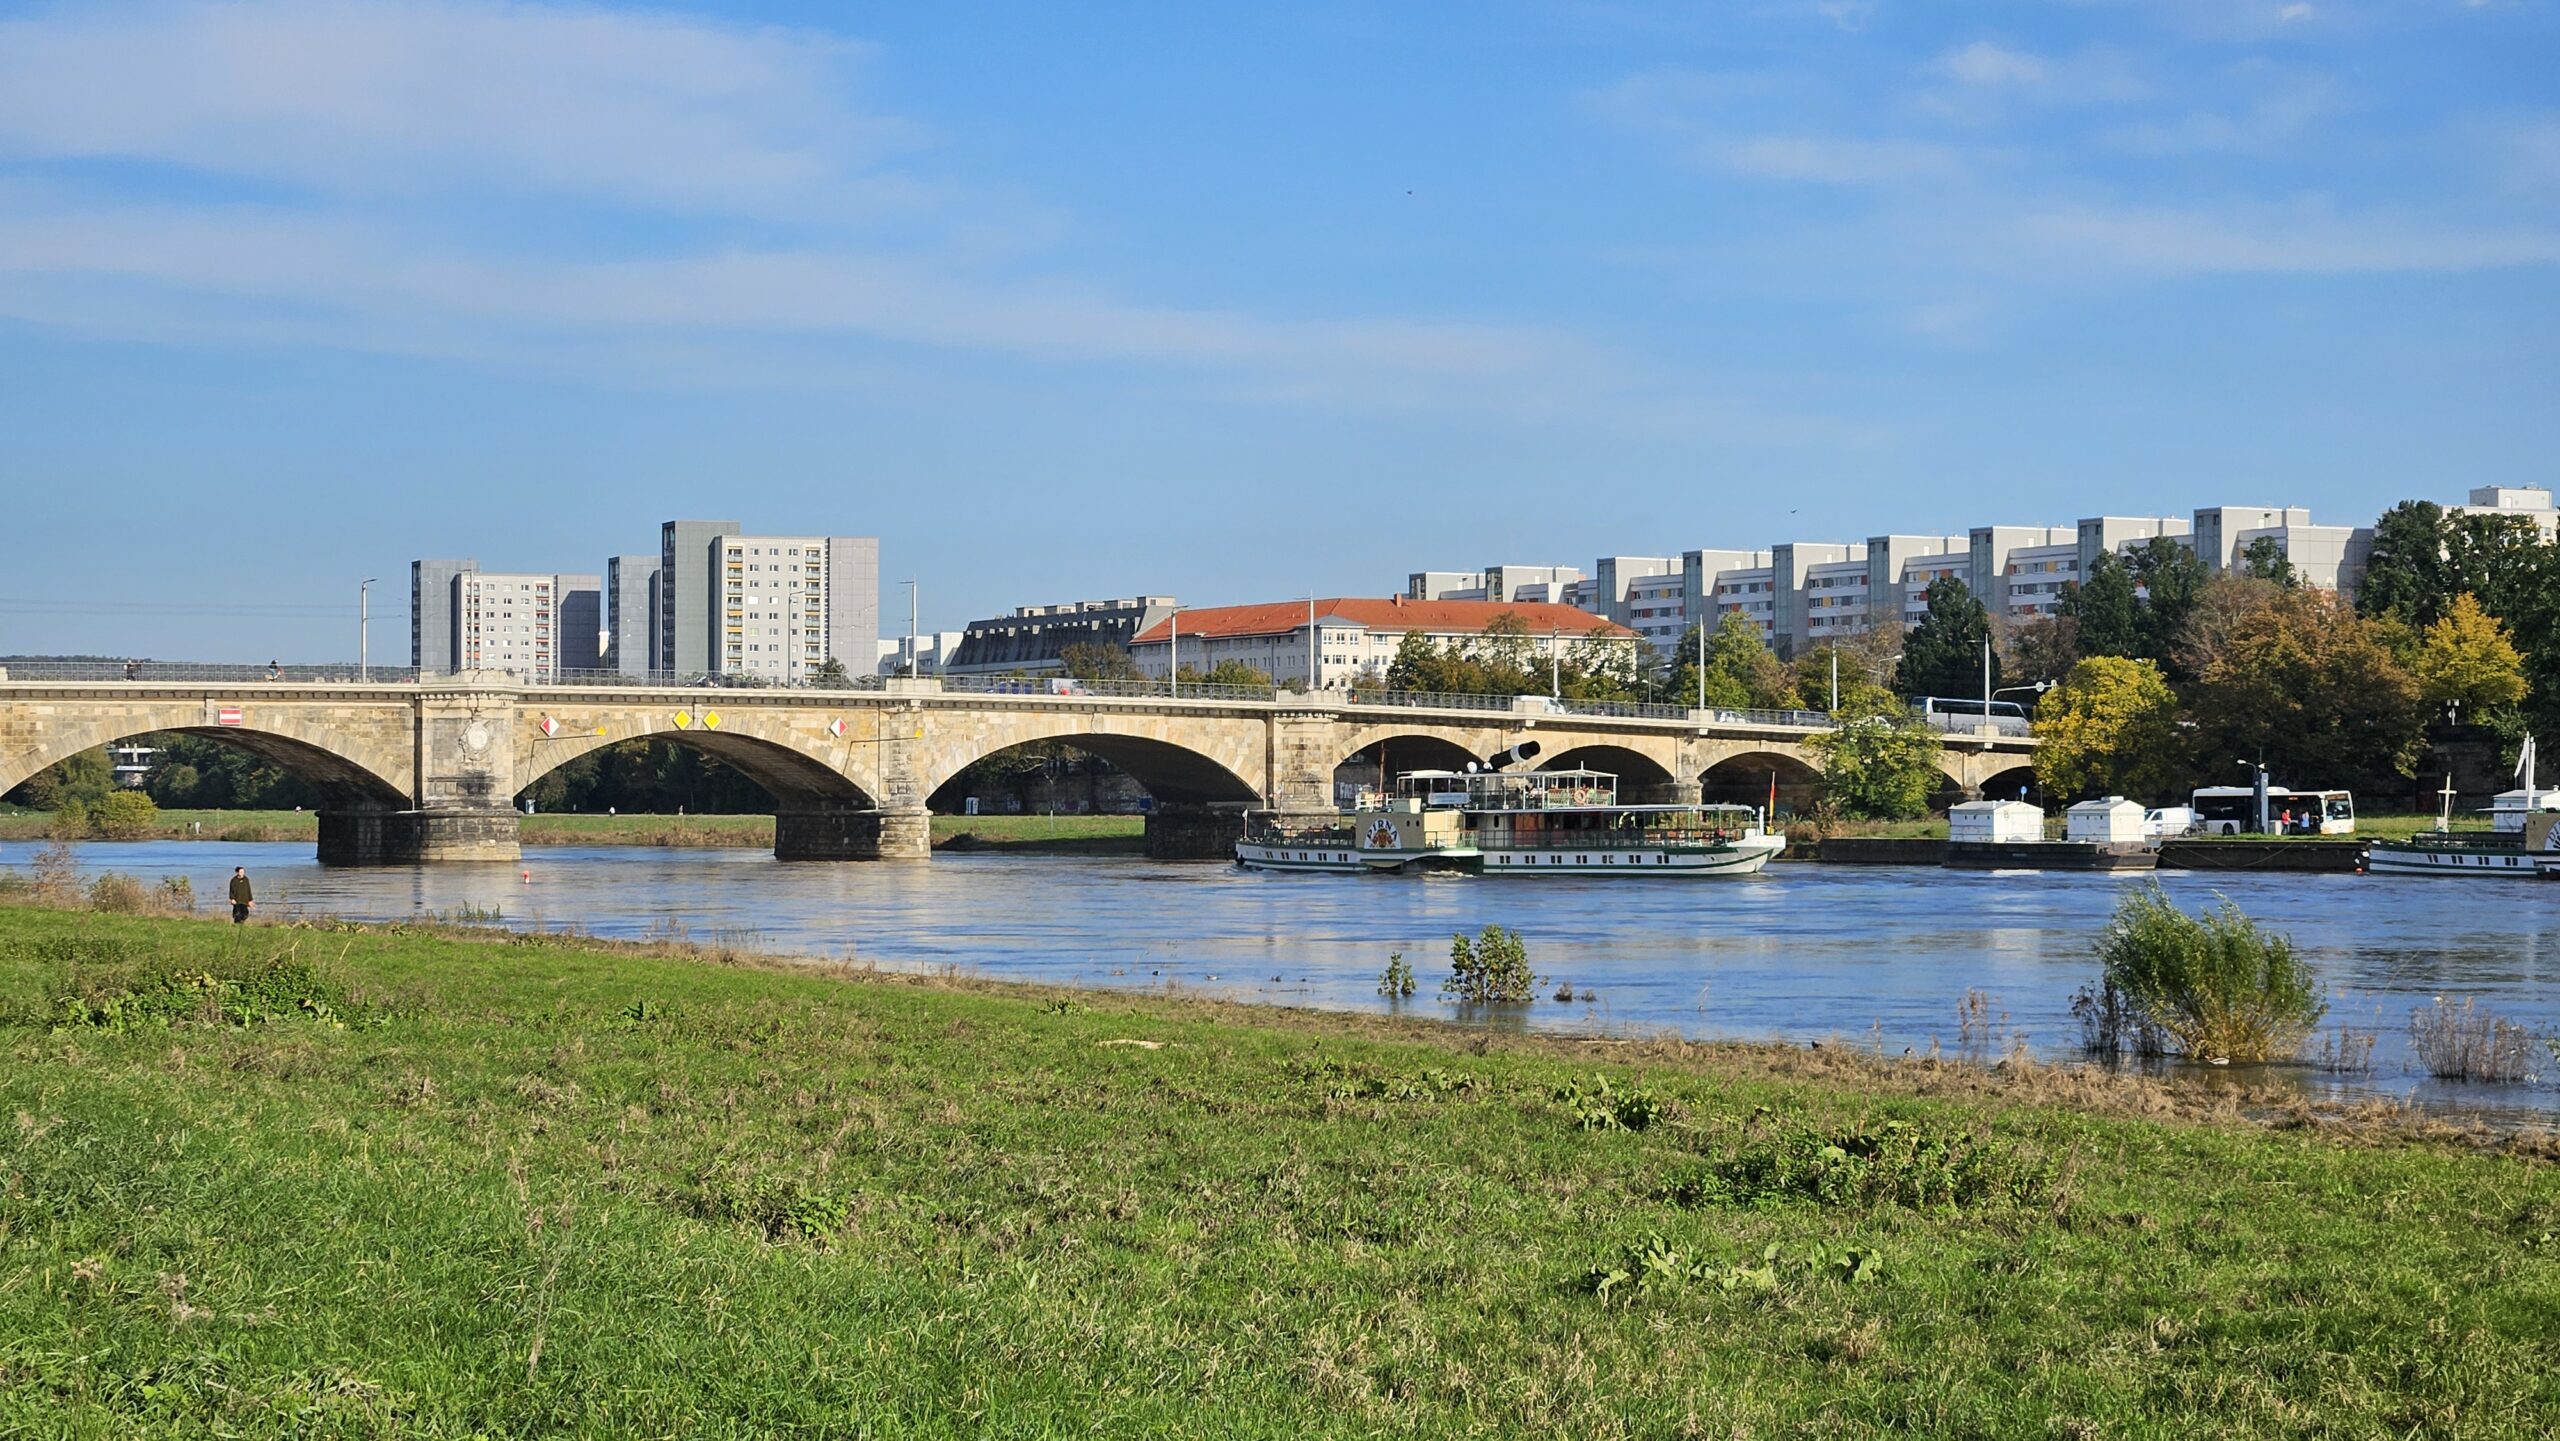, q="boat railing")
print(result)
[1478,829,1751,851]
